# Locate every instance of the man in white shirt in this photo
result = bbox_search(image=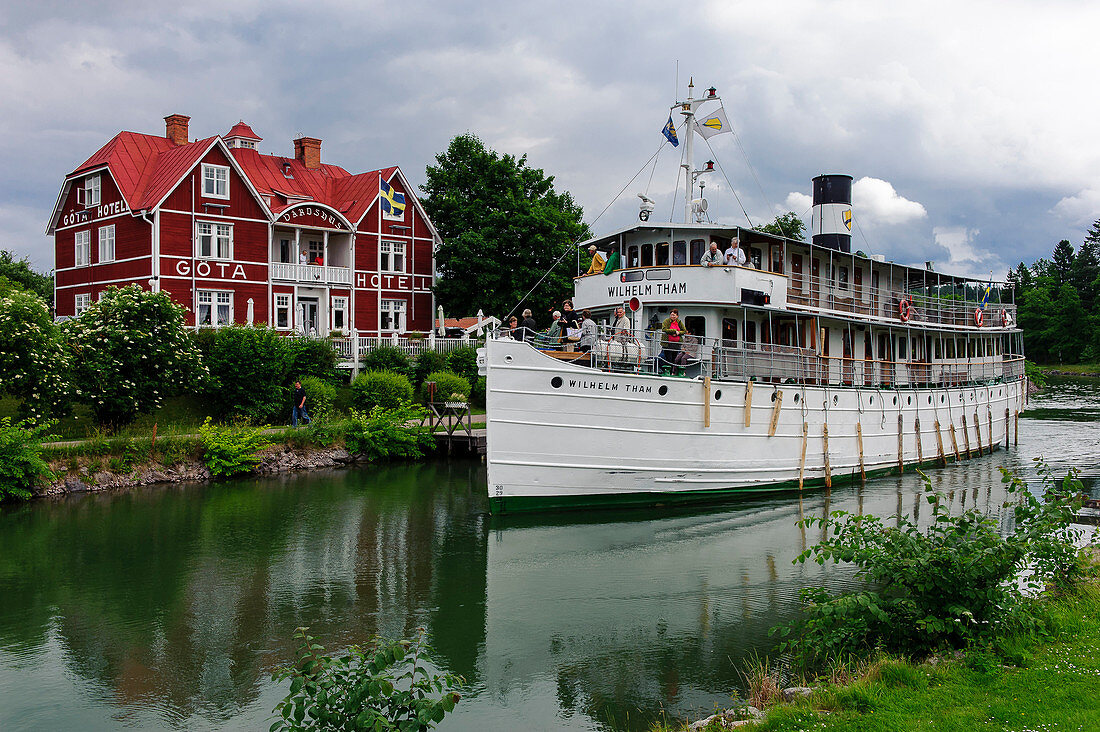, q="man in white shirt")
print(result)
[724,240,747,266]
